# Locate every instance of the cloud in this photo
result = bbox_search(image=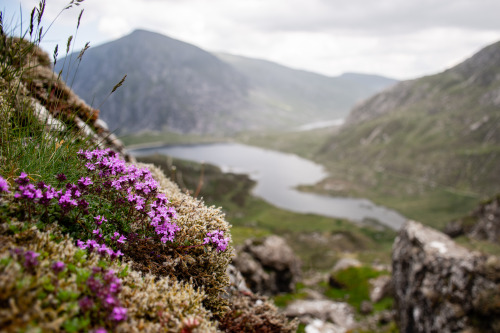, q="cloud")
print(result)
[225,0,500,34]
[10,0,500,79]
